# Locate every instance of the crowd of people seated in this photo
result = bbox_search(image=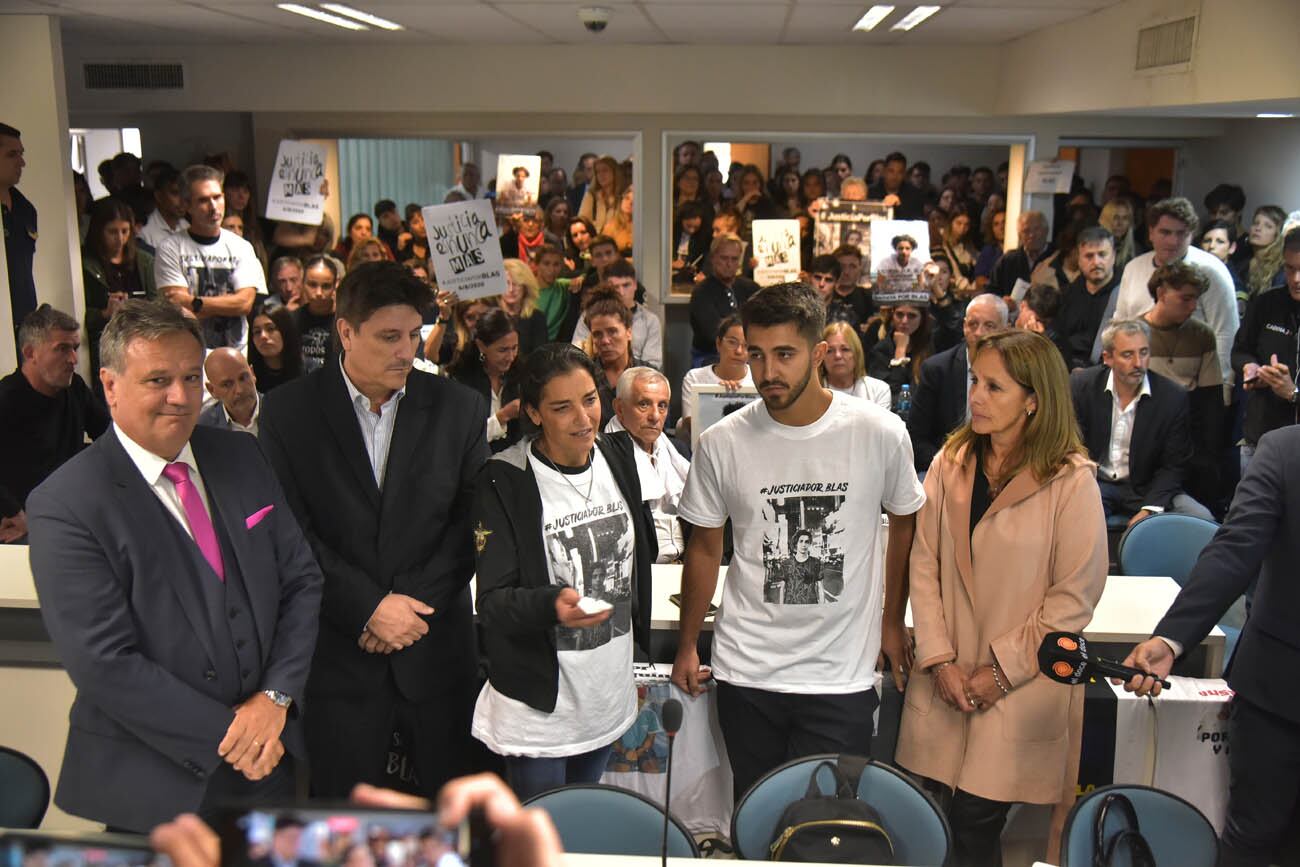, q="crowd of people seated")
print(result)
[4,119,1300,865]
